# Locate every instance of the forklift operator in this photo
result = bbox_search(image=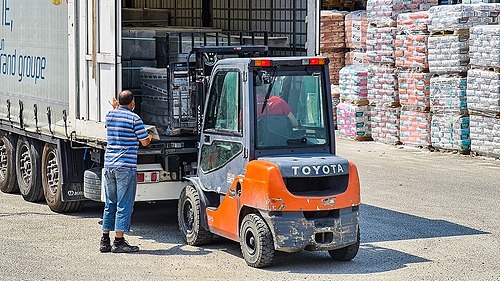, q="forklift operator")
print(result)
[255,82,299,128]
